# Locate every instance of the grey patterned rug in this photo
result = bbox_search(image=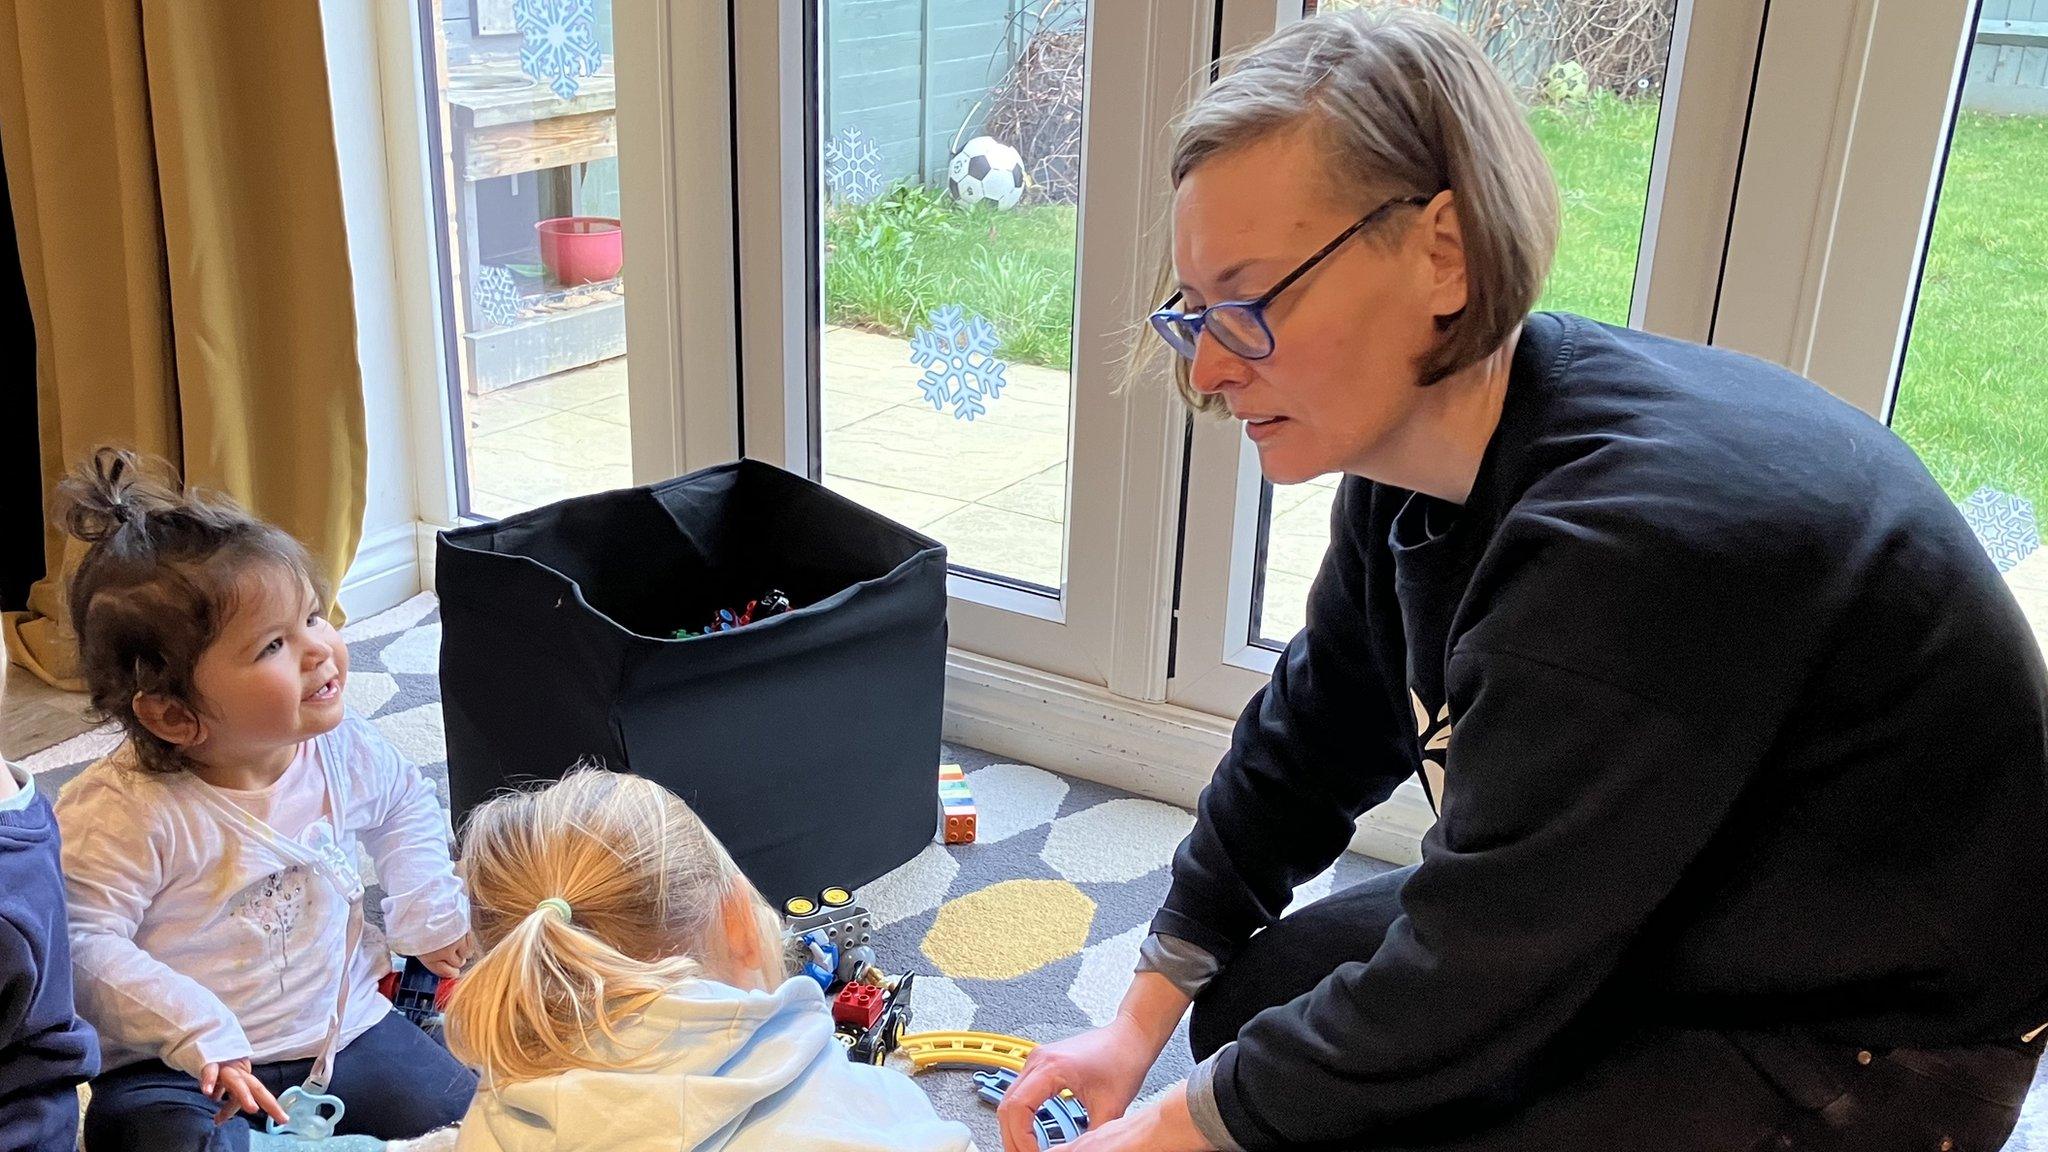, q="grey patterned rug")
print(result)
[17,592,2045,1150]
